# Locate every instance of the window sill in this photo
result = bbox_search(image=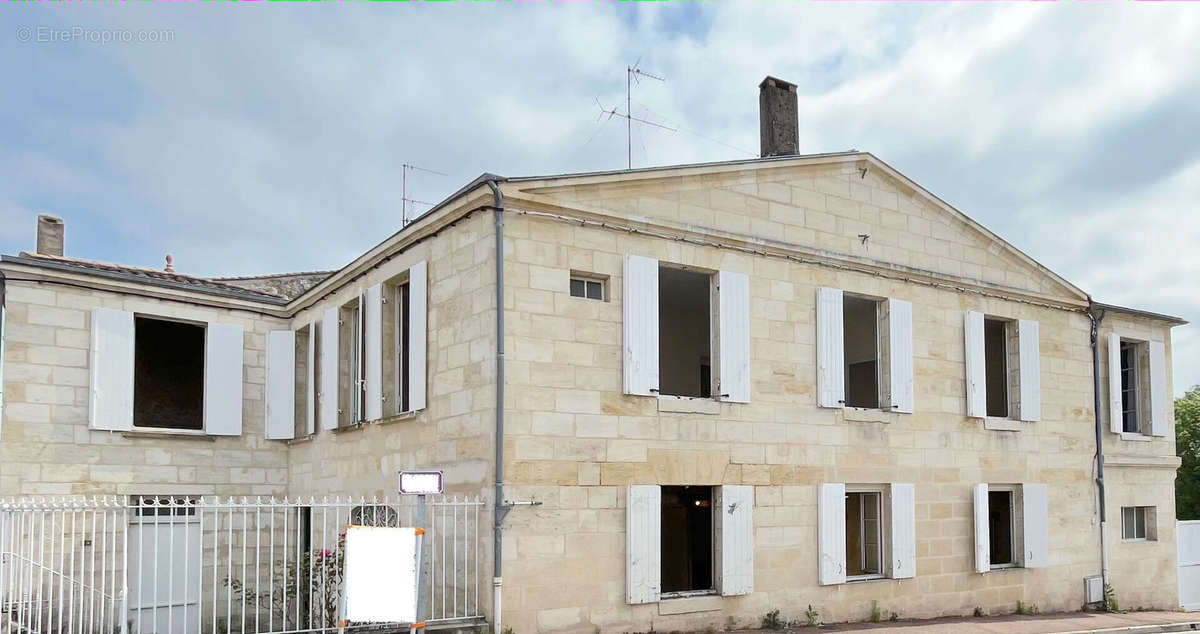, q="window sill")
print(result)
[286,435,315,445]
[657,593,722,615]
[1120,538,1157,544]
[842,408,899,424]
[986,565,1024,572]
[657,395,721,415]
[846,574,889,583]
[123,428,213,441]
[378,410,420,425]
[983,417,1024,432]
[1119,432,1153,442]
